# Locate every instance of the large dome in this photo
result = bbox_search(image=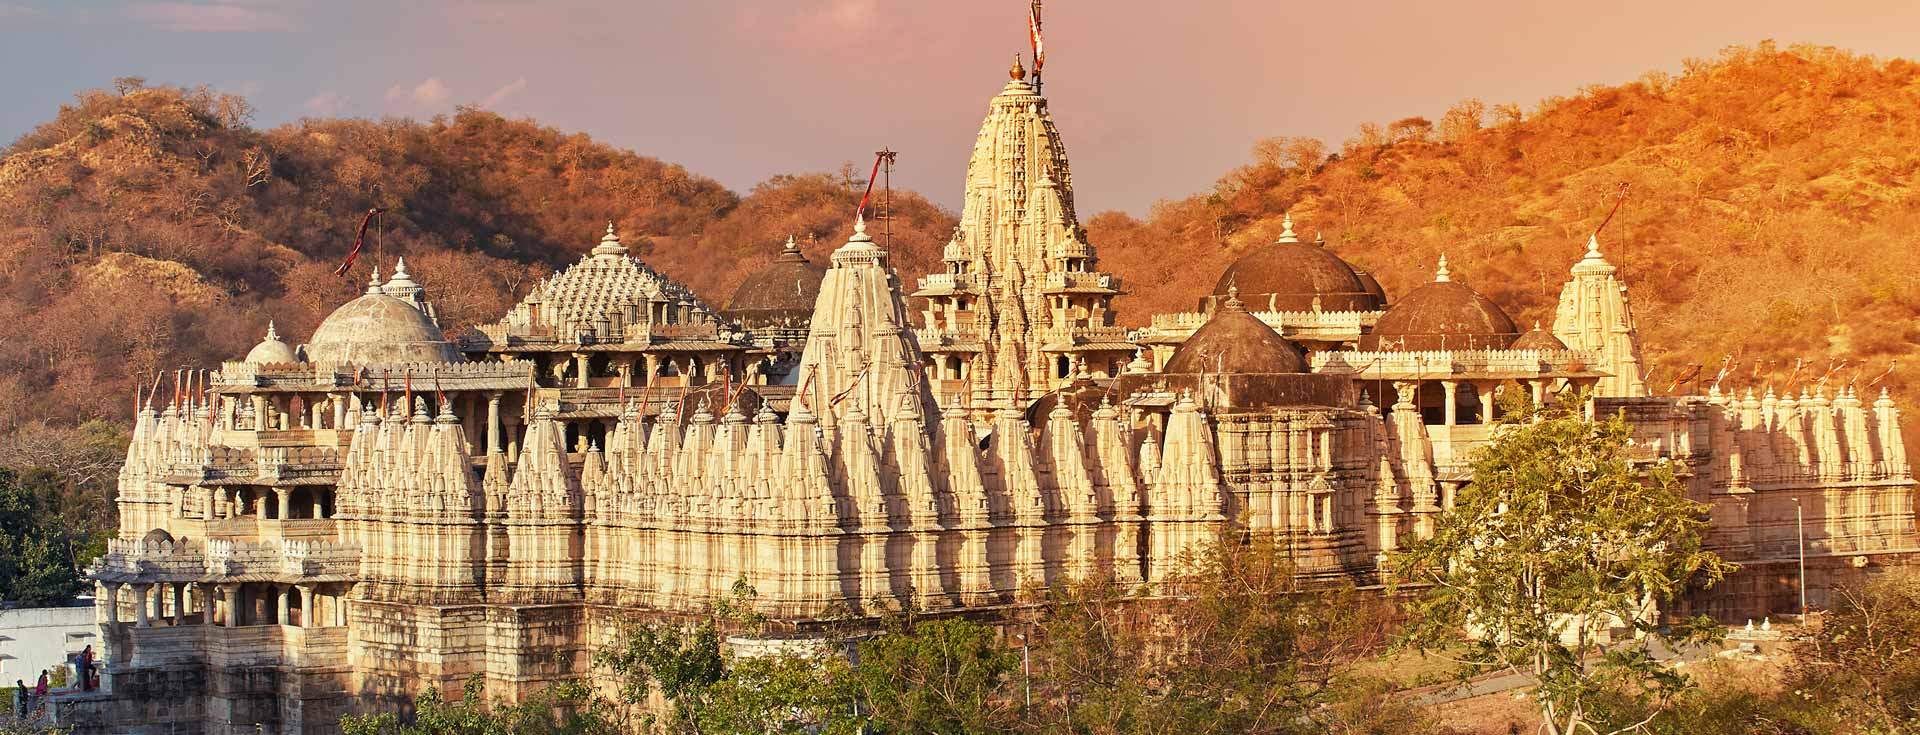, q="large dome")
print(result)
[305,293,461,364]
[1207,216,1384,312]
[1362,256,1518,352]
[725,237,827,329]
[1164,290,1309,374]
